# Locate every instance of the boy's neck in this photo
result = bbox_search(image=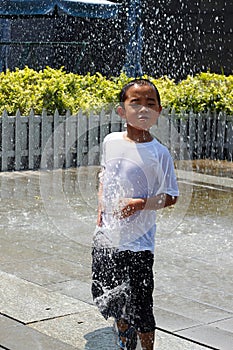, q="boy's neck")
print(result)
[125,125,153,143]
